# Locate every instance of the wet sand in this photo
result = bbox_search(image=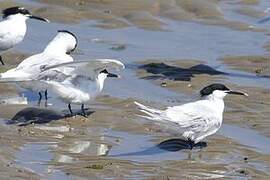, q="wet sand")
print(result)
[26,0,265,31]
[0,0,270,179]
[222,55,270,77]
